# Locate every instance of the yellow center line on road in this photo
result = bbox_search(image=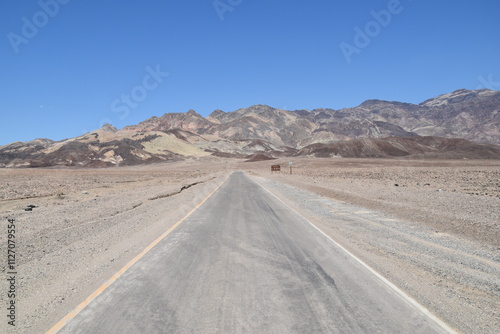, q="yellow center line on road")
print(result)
[46,175,229,334]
